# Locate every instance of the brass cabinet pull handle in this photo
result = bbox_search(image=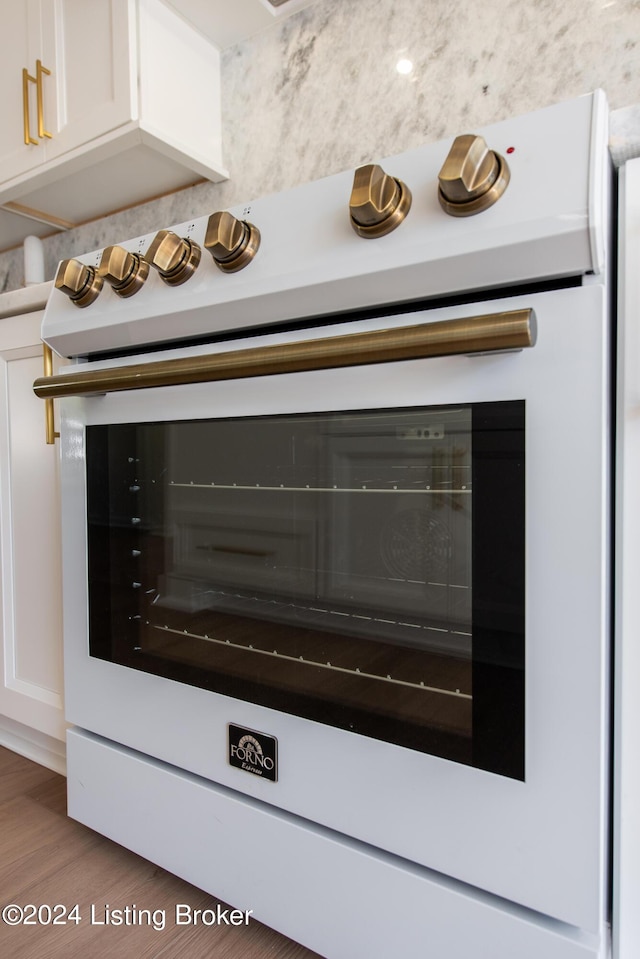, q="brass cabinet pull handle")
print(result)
[22,67,38,145]
[36,60,52,139]
[33,309,536,401]
[43,344,60,444]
